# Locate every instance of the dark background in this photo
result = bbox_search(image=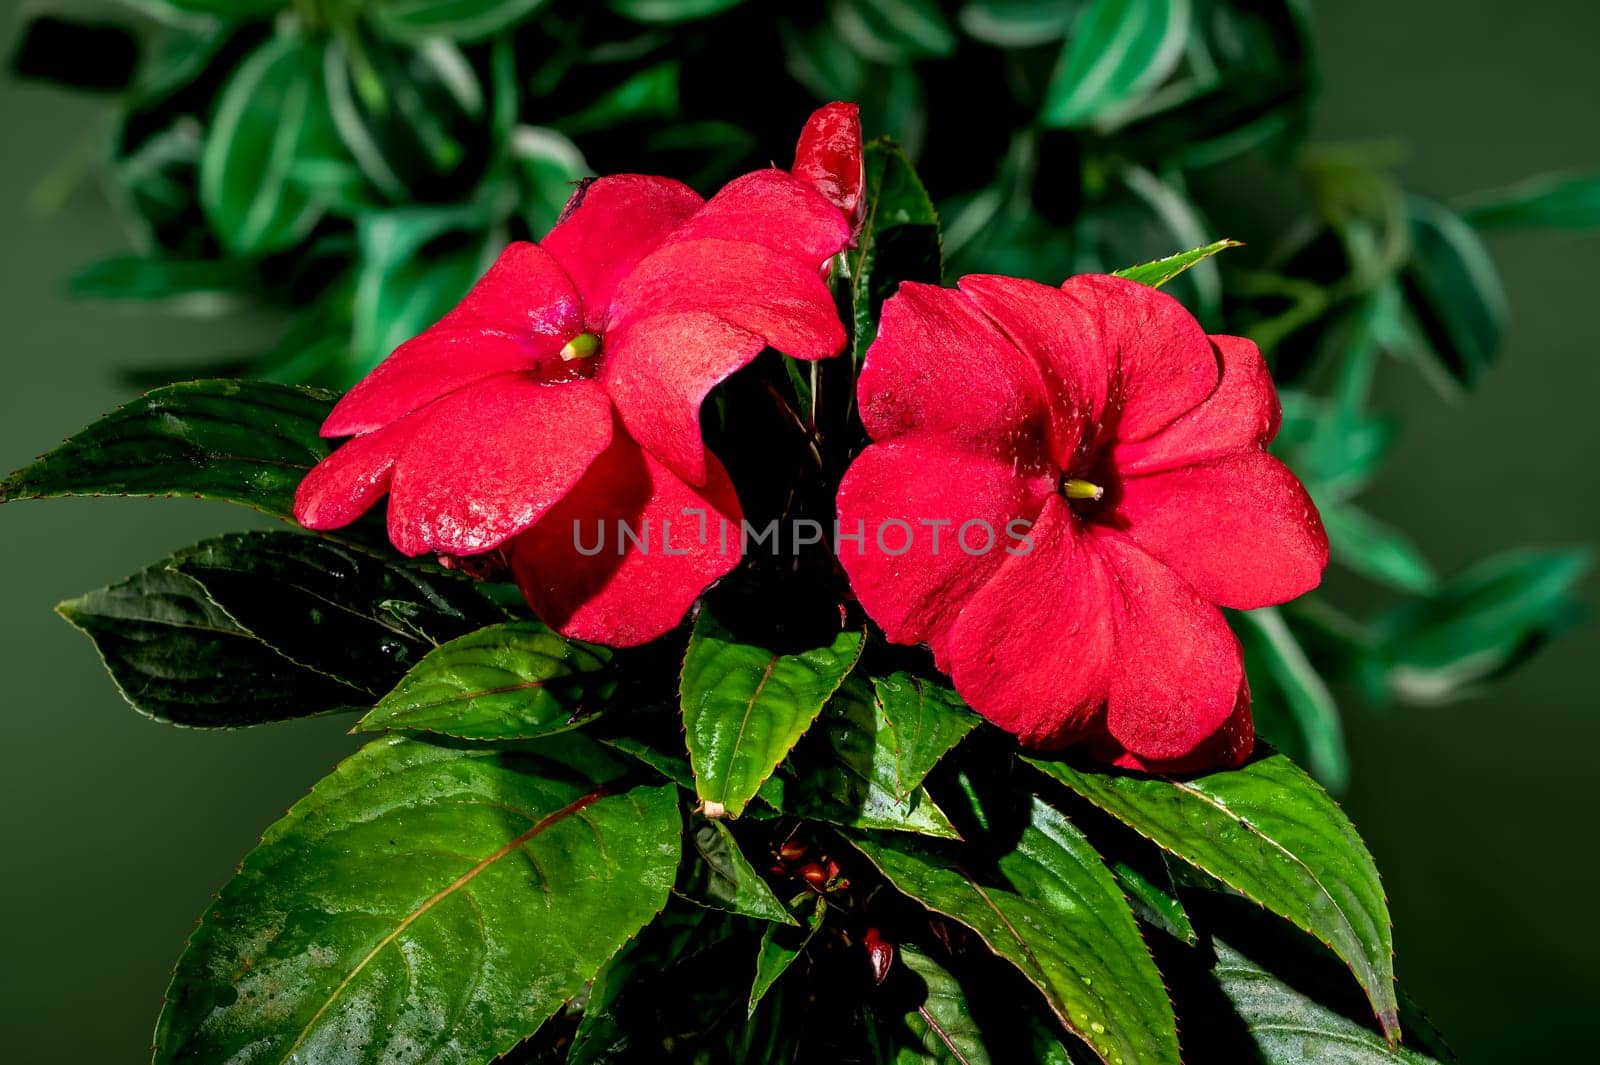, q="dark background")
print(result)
[2,2,1595,1060]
